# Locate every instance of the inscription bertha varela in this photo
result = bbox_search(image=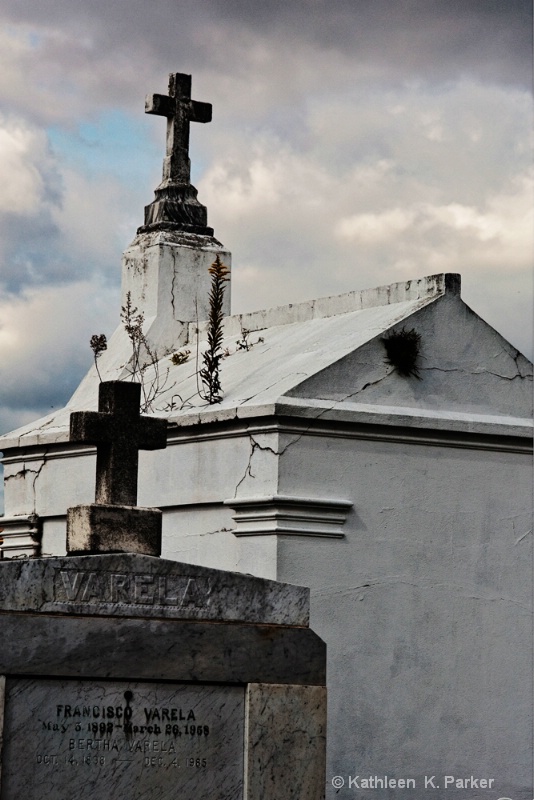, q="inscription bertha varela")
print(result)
[1,678,244,800]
